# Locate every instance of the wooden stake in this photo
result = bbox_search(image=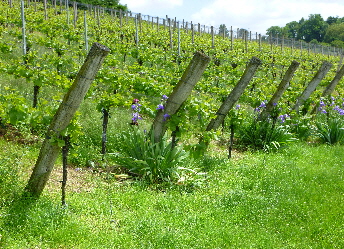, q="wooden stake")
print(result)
[261,60,300,118]
[206,57,262,131]
[152,51,210,142]
[24,43,110,198]
[293,61,332,112]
